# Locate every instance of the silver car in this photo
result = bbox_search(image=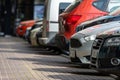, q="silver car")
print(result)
[69,20,120,64]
